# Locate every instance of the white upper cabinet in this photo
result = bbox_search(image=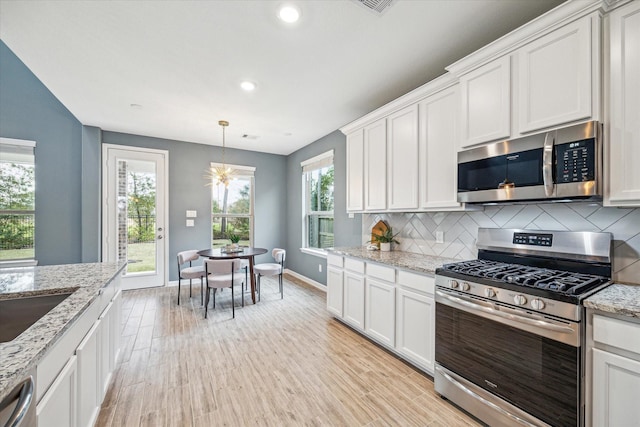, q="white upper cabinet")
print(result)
[364,118,387,211]
[346,129,364,212]
[419,84,462,209]
[517,17,594,134]
[459,55,511,148]
[606,1,640,207]
[387,104,419,210]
